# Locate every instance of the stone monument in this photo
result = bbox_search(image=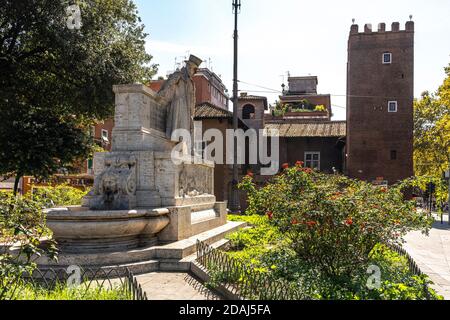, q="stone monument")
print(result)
[39,55,230,270]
